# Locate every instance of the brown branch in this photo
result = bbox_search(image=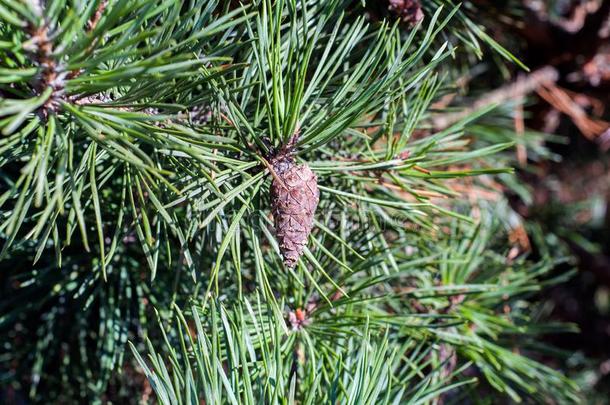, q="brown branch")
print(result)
[536,83,610,145]
[67,1,109,79]
[514,98,527,166]
[24,22,64,114]
[431,66,560,130]
[88,0,108,31]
